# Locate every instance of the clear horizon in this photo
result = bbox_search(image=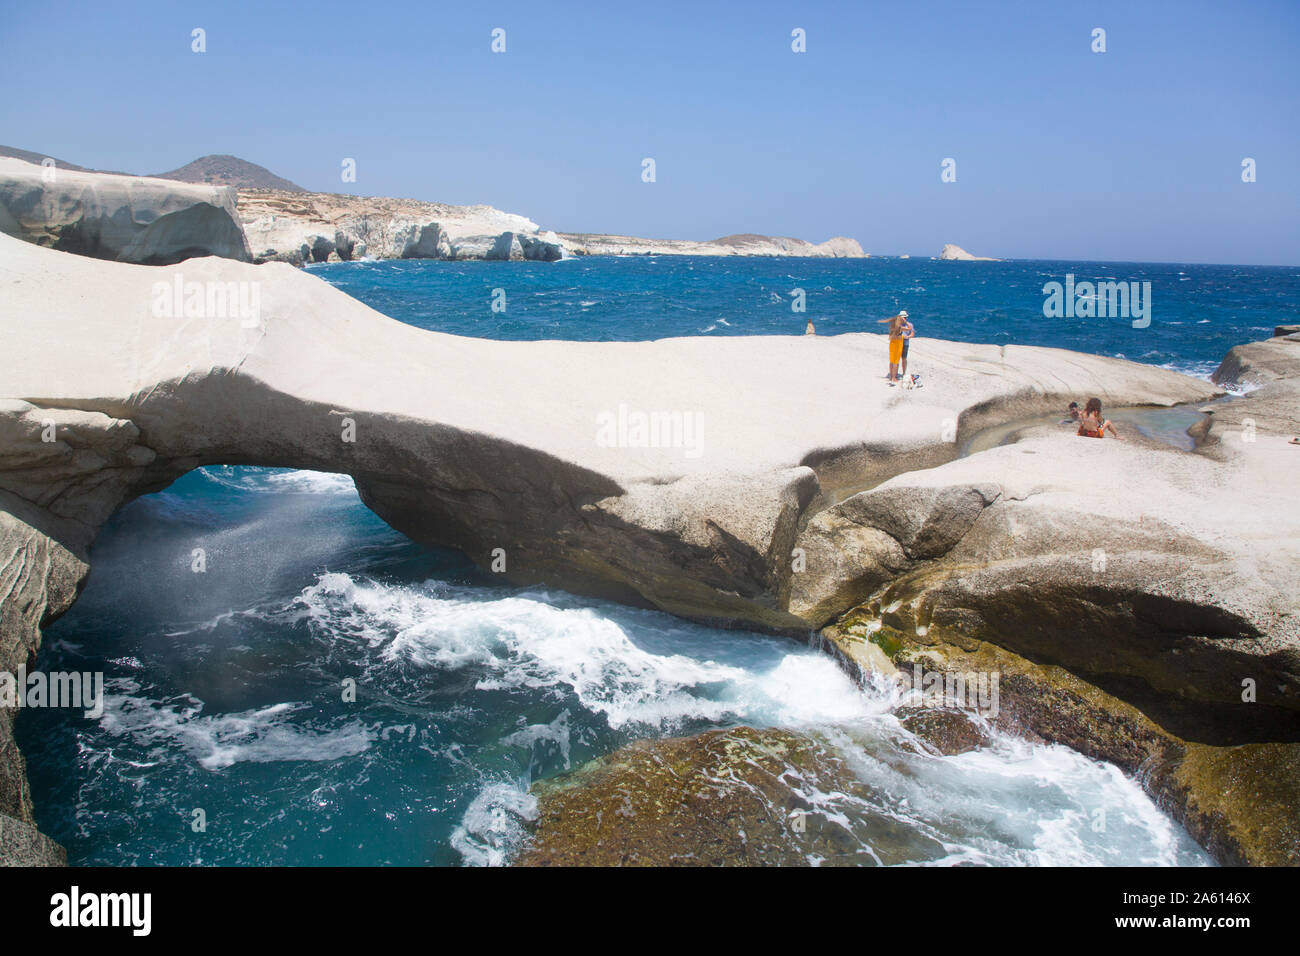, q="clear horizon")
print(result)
[1,0,1297,266]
